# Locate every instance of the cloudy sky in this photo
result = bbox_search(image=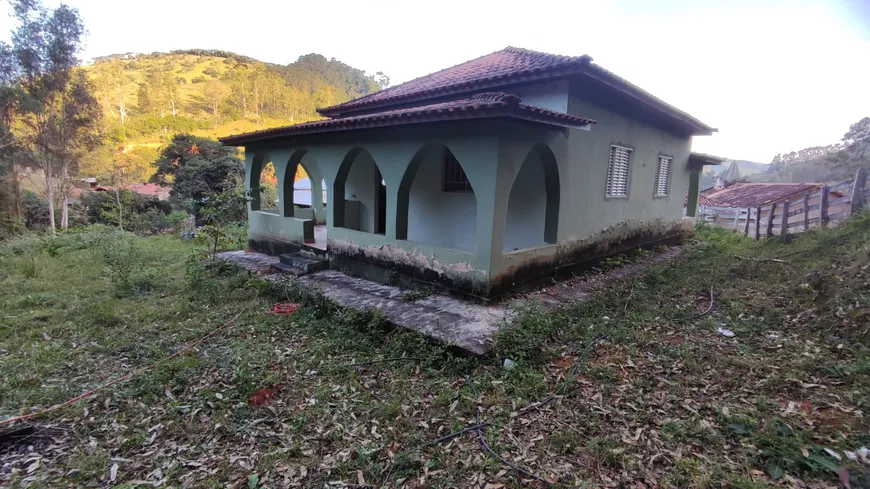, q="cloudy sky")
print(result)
[4,0,869,162]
